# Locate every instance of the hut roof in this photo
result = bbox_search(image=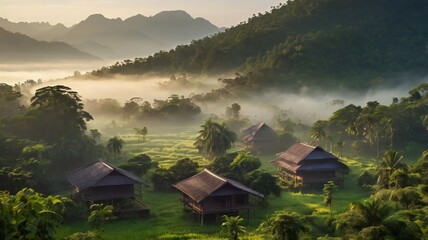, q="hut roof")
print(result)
[241,122,276,142]
[276,143,338,164]
[173,169,264,203]
[67,161,142,190]
[272,143,348,173]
